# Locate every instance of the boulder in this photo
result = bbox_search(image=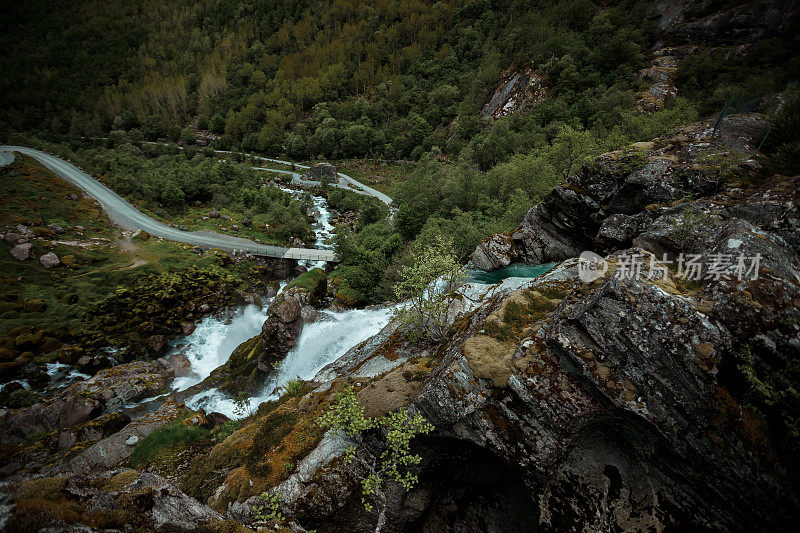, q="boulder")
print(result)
[220,214,232,221]
[181,322,196,336]
[166,352,193,377]
[206,411,230,427]
[3,232,27,245]
[241,218,252,226]
[47,223,65,234]
[146,334,169,356]
[15,224,34,238]
[39,251,60,268]
[209,210,220,218]
[0,347,16,362]
[302,162,339,184]
[470,234,513,271]
[10,243,33,261]
[272,295,302,324]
